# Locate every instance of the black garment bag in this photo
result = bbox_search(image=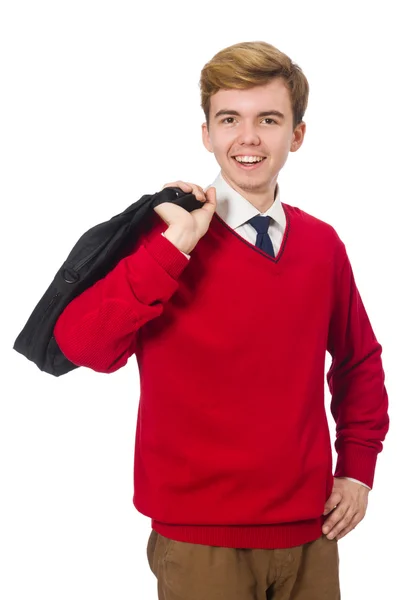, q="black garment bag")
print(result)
[13,187,201,376]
